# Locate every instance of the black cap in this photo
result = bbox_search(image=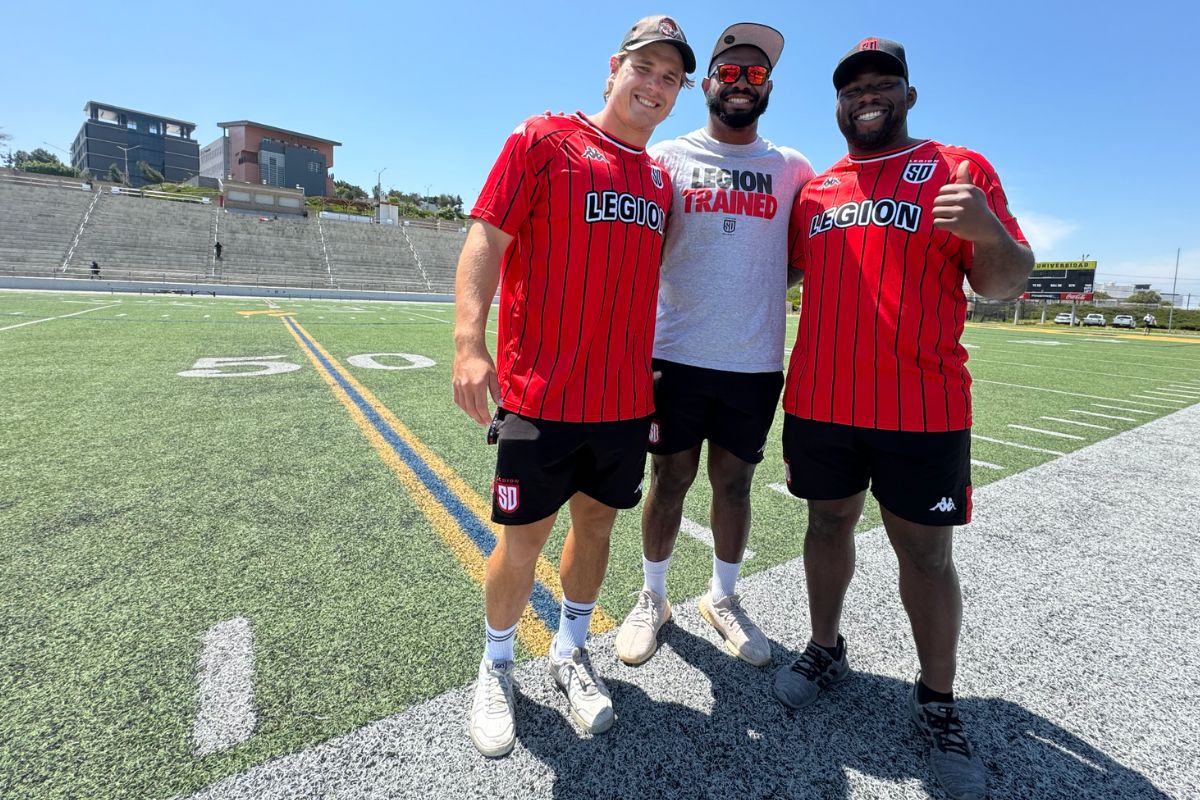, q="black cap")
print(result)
[832,37,908,91]
[709,22,784,72]
[619,15,696,74]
